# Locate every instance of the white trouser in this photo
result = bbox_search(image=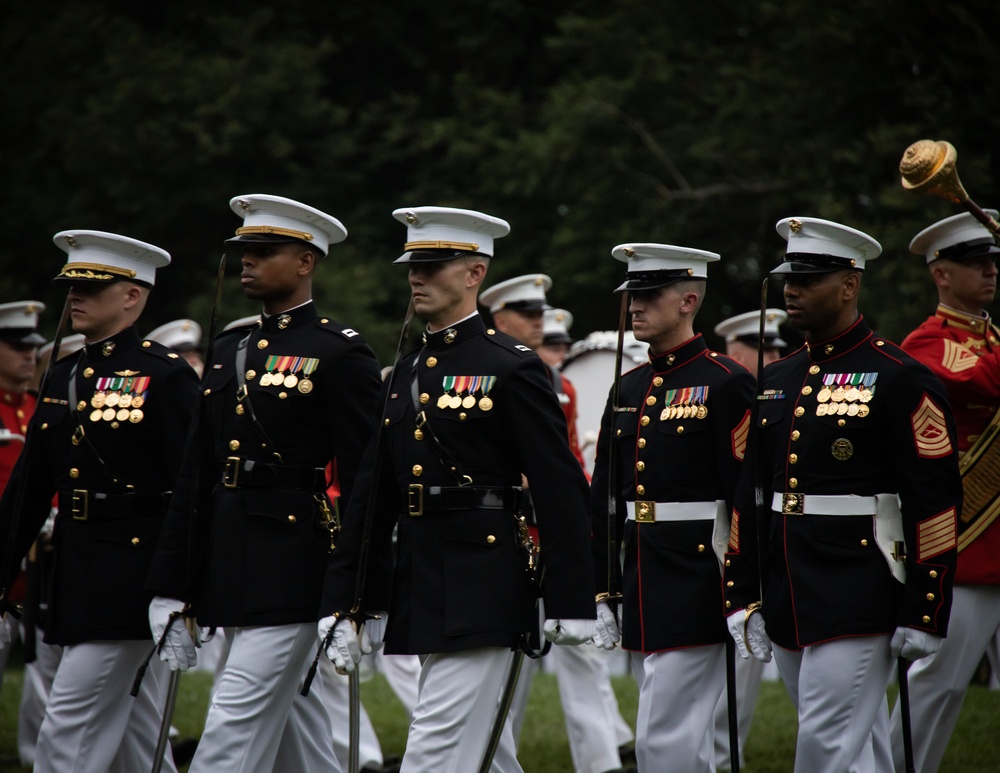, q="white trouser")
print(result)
[552,642,628,773]
[506,598,630,771]
[401,647,522,773]
[378,652,421,718]
[630,644,725,773]
[0,620,16,694]
[712,650,764,771]
[17,626,63,765]
[189,623,341,773]
[34,639,178,773]
[508,649,539,743]
[774,636,893,773]
[318,656,384,769]
[889,585,1000,773]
